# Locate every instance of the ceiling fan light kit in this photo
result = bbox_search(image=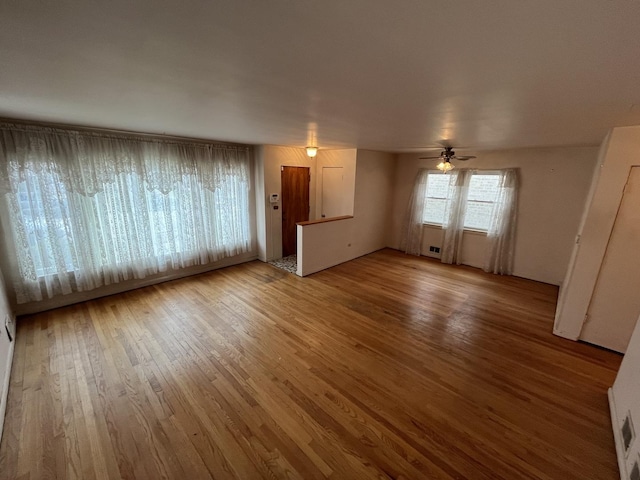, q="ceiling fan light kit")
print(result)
[437,159,454,172]
[420,146,477,172]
